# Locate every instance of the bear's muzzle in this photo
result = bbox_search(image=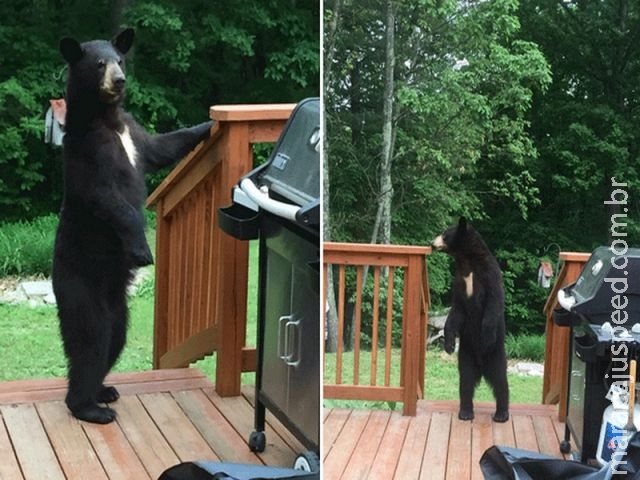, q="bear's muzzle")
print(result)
[99,61,126,103]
